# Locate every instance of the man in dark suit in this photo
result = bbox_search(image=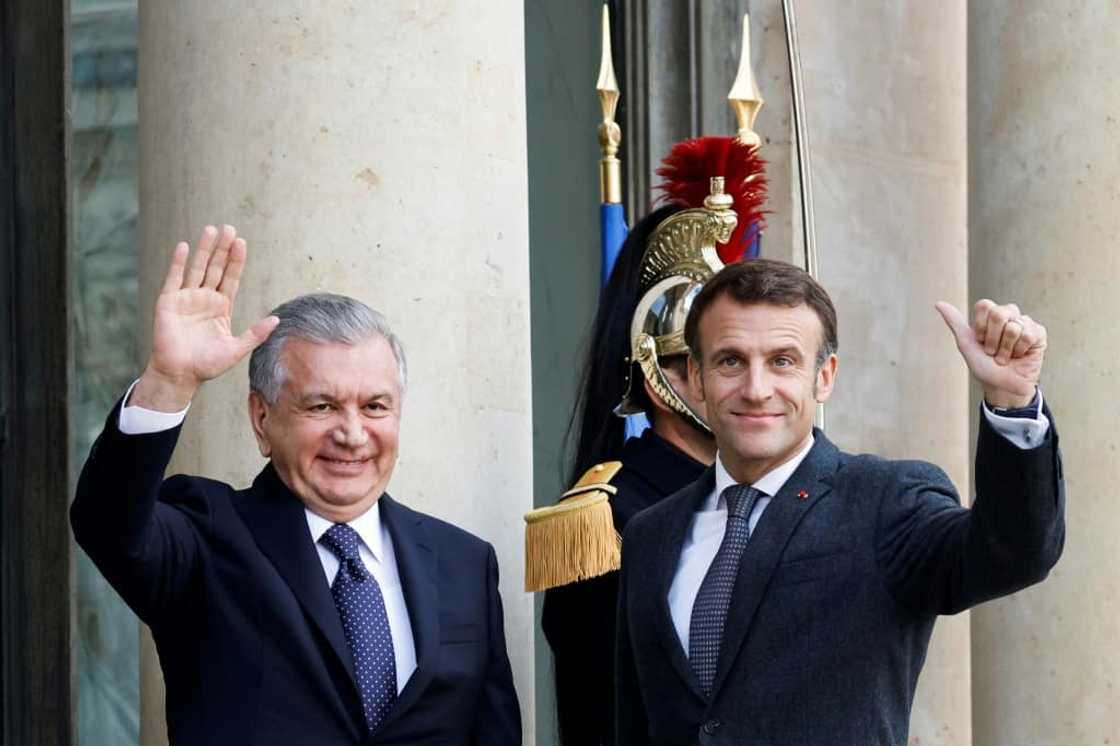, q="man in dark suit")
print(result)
[616,258,1064,745]
[71,225,521,745]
